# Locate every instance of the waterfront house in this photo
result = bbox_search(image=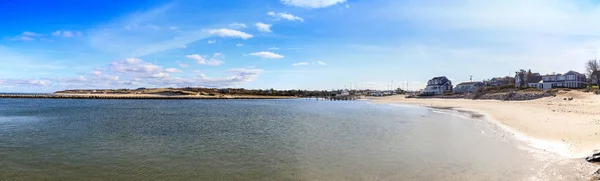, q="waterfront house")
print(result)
[420,76,452,95]
[515,73,543,88]
[453,82,484,94]
[488,77,514,87]
[540,70,587,89]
